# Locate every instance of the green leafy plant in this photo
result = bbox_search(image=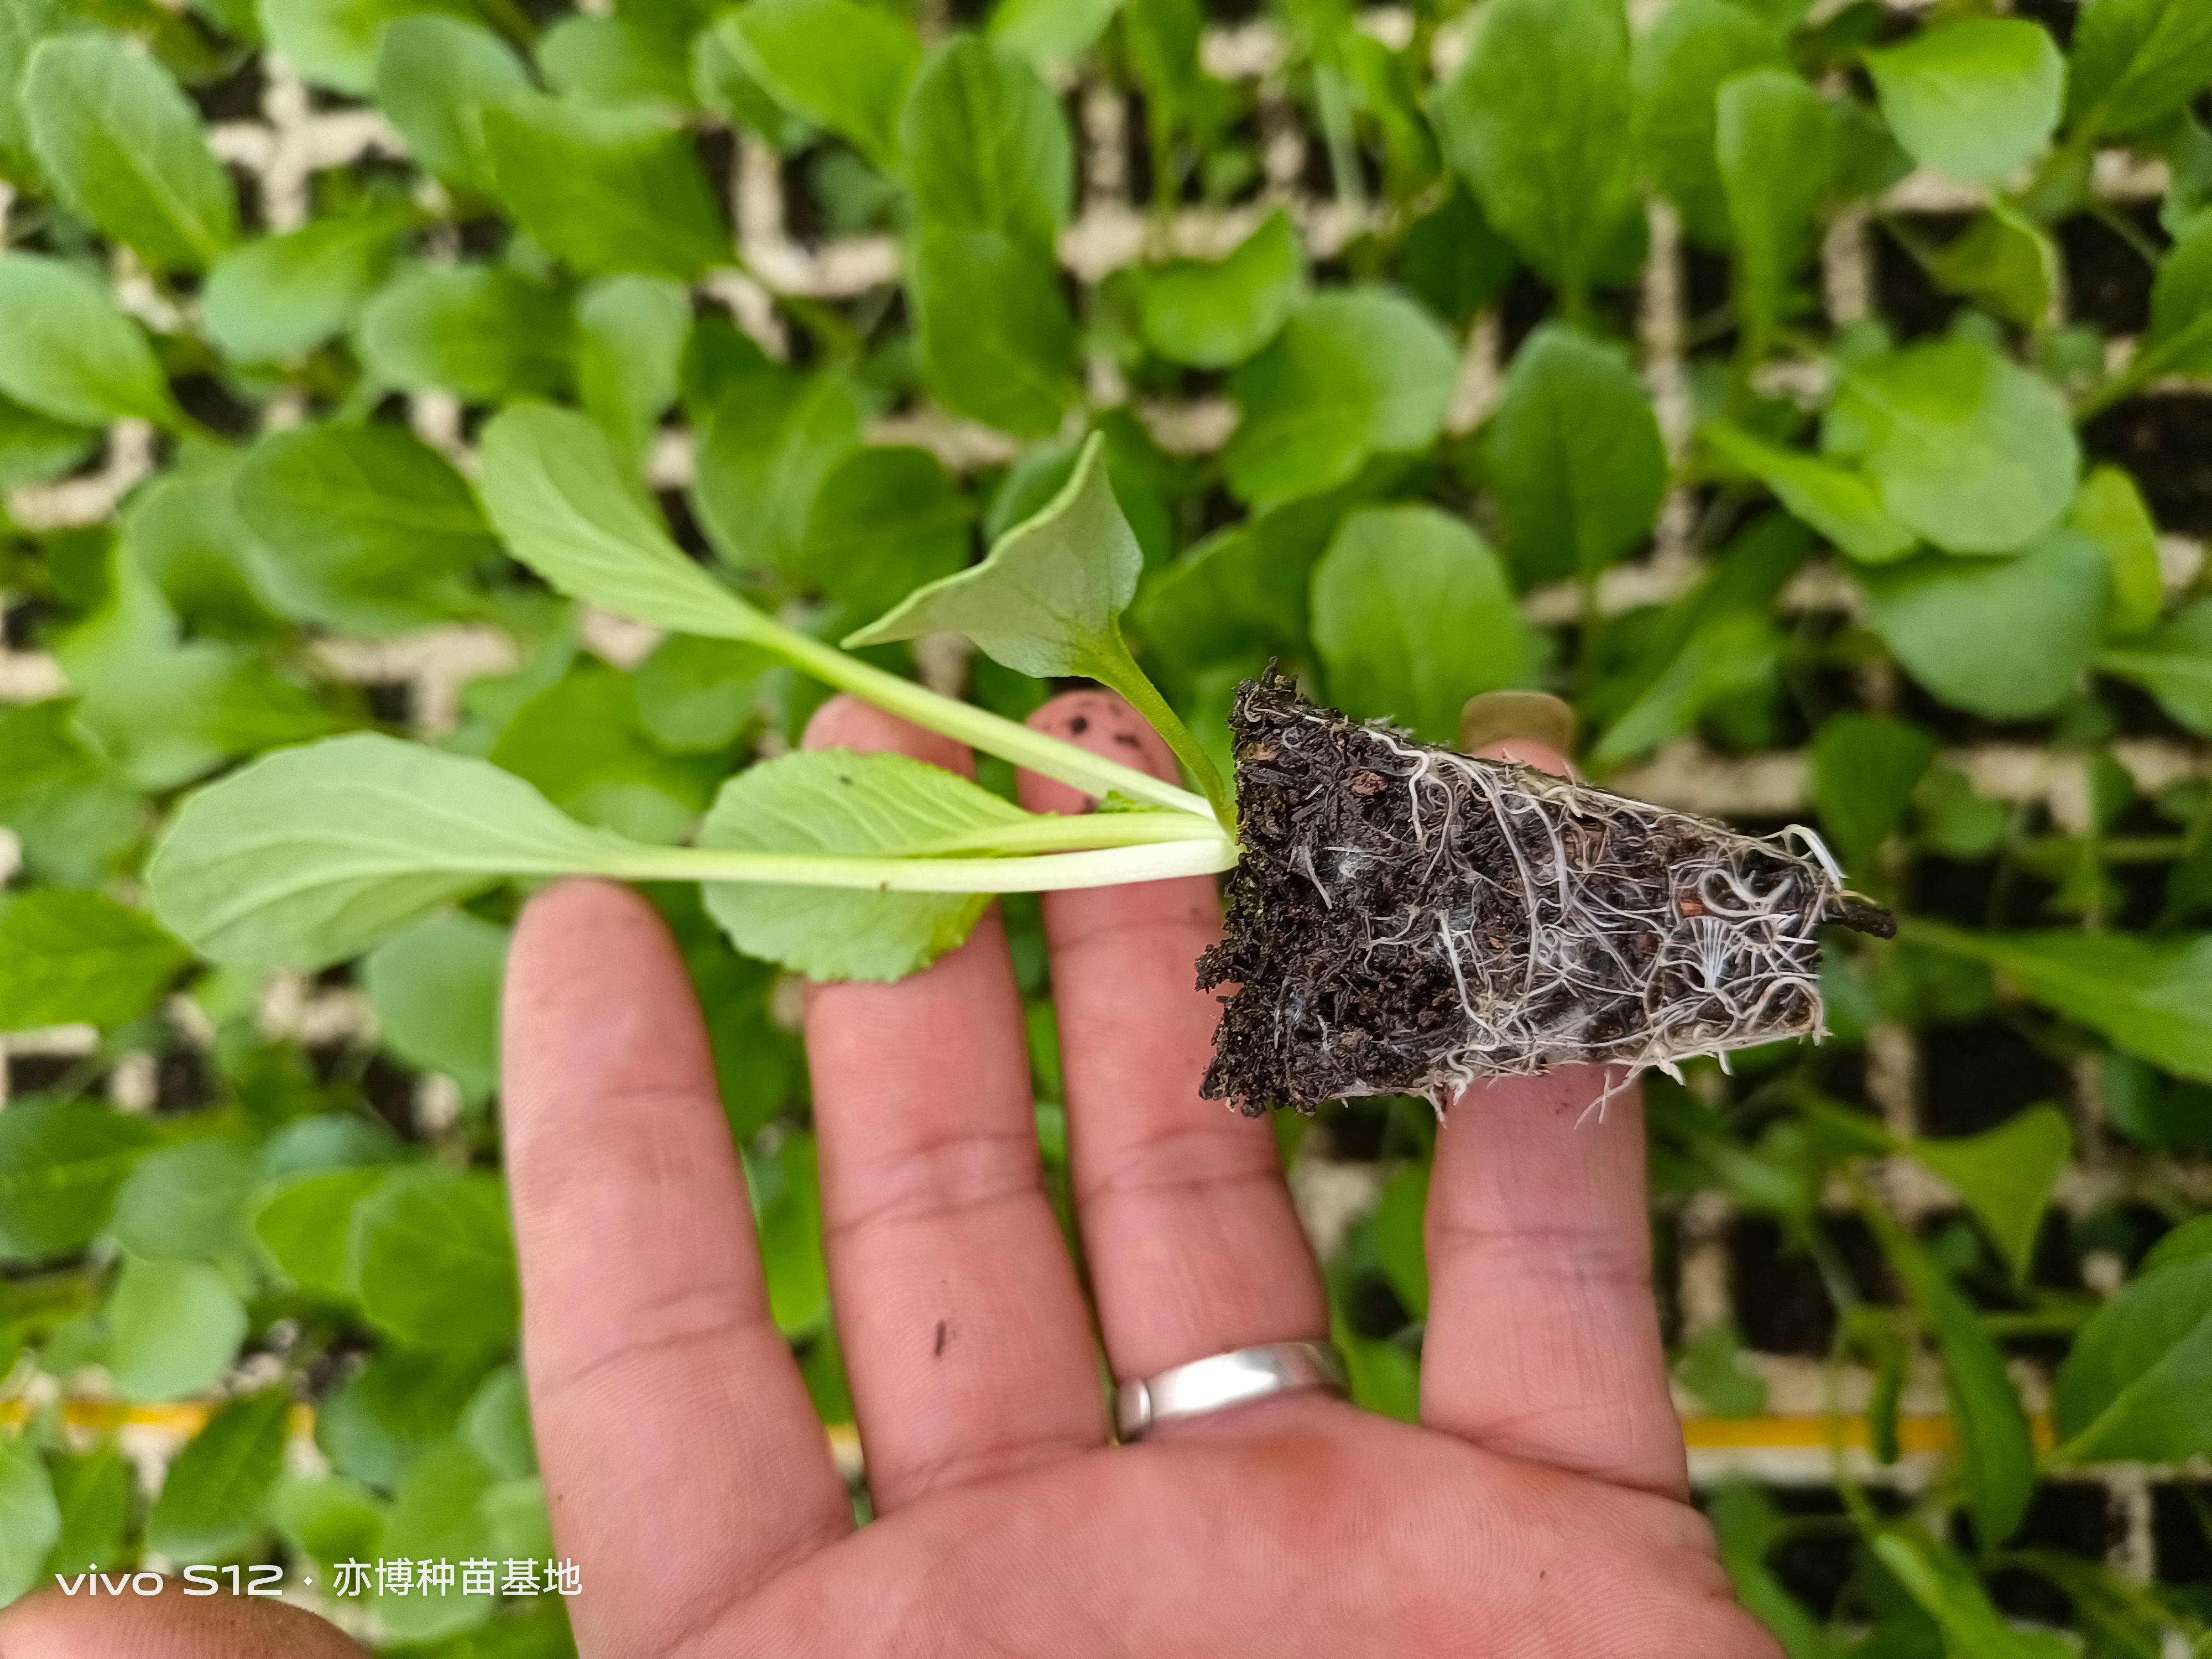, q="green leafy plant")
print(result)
[3,0,2212,1651]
